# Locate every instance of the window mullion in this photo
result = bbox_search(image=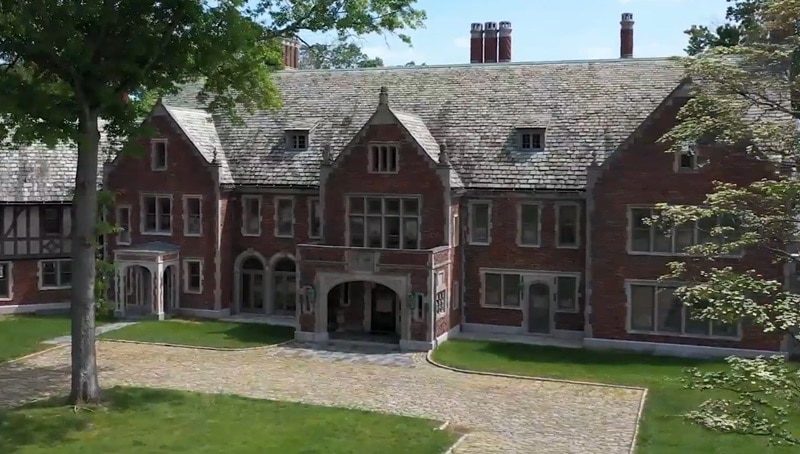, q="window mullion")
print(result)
[499,273,505,308]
